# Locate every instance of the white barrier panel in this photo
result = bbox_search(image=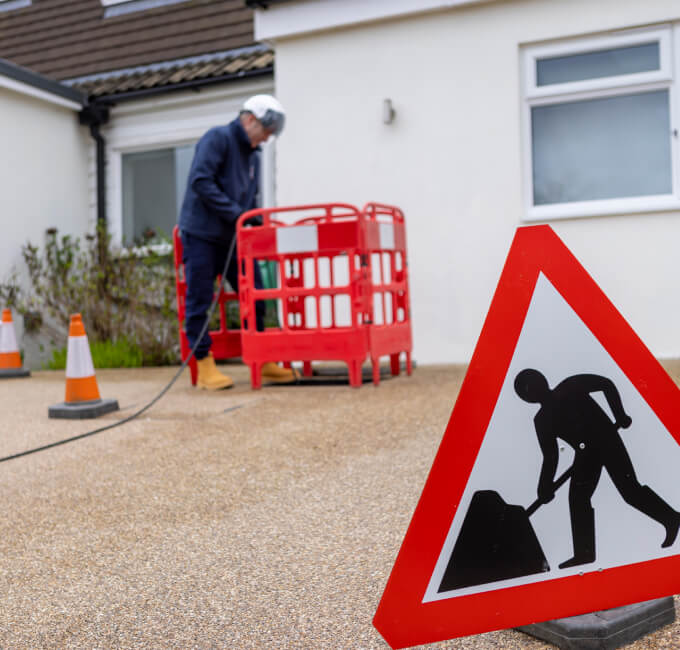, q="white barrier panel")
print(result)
[277,224,319,254]
[379,223,395,250]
